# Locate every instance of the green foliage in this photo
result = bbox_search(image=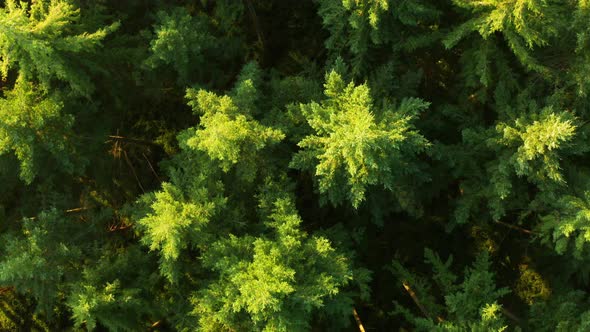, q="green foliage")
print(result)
[391,249,510,331]
[0,0,118,96]
[184,64,284,181]
[452,95,577,223]
[444,0,560,74]
[194,194,362,331]
[495,108,575,182]
[69,280,143,331]
[136,180,224,282]
[317,0,441,75]
[540,191,590,258]
[291,71,430,208]
[328,0,389,54]
[1,0,590,330]
[66,245,159,331]
[132,61,370,330]
[528,290,590,331]
[0,80,73,183]
[569,1,590,96]
[0,209,85,313]
[515,263,551,304]
[0,0,118,184]
[143,2,246,88]
[144,7,215,85]
[0,289,48,331]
